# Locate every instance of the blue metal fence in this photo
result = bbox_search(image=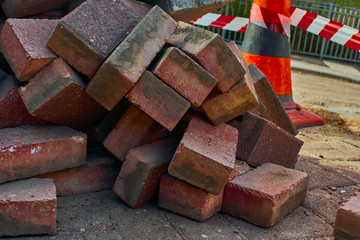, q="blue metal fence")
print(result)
[205,0,360,63]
